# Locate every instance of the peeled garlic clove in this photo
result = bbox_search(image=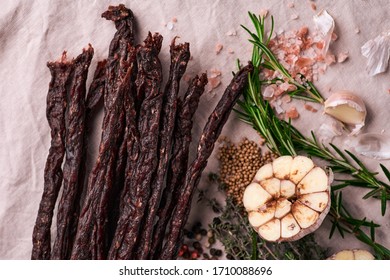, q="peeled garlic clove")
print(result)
[324,90,366,135]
